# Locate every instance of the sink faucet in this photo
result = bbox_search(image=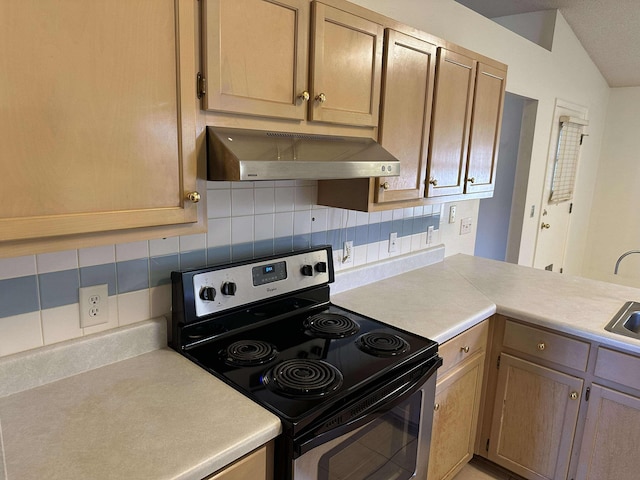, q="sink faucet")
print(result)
[614,250,640,274]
